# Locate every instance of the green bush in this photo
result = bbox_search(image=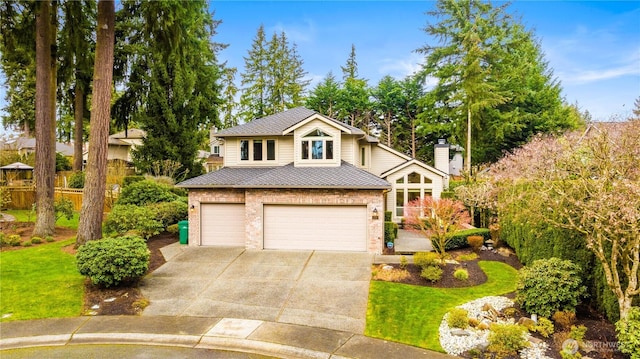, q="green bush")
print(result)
[487,323,529,359]
[122,175,145,188]
[534,317,554,338]
[516,257,586,317]
[148,200,188,228]
[31,236,43,244]
[8,234,21,246]
[447,308,469,328]
[116,180,178,206]
[499,187,618,321]
[0,233,5,246]
[420,265,443,282]
[68,171,85,188]
[454,268,469,281]
[615,307,640,359]
[434,228,490,251]
[384,211,392,222]
[399,255,408,269]
[104,204,164,239]
[45,235,54,242]
[569,324,587,341]
[22,240,32,247]
[76,236,150,288]
[55,152,71,171]
[54,197,75,222]
[413,252,440,268]
[384,221,398,244]
[166,224,179,234]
